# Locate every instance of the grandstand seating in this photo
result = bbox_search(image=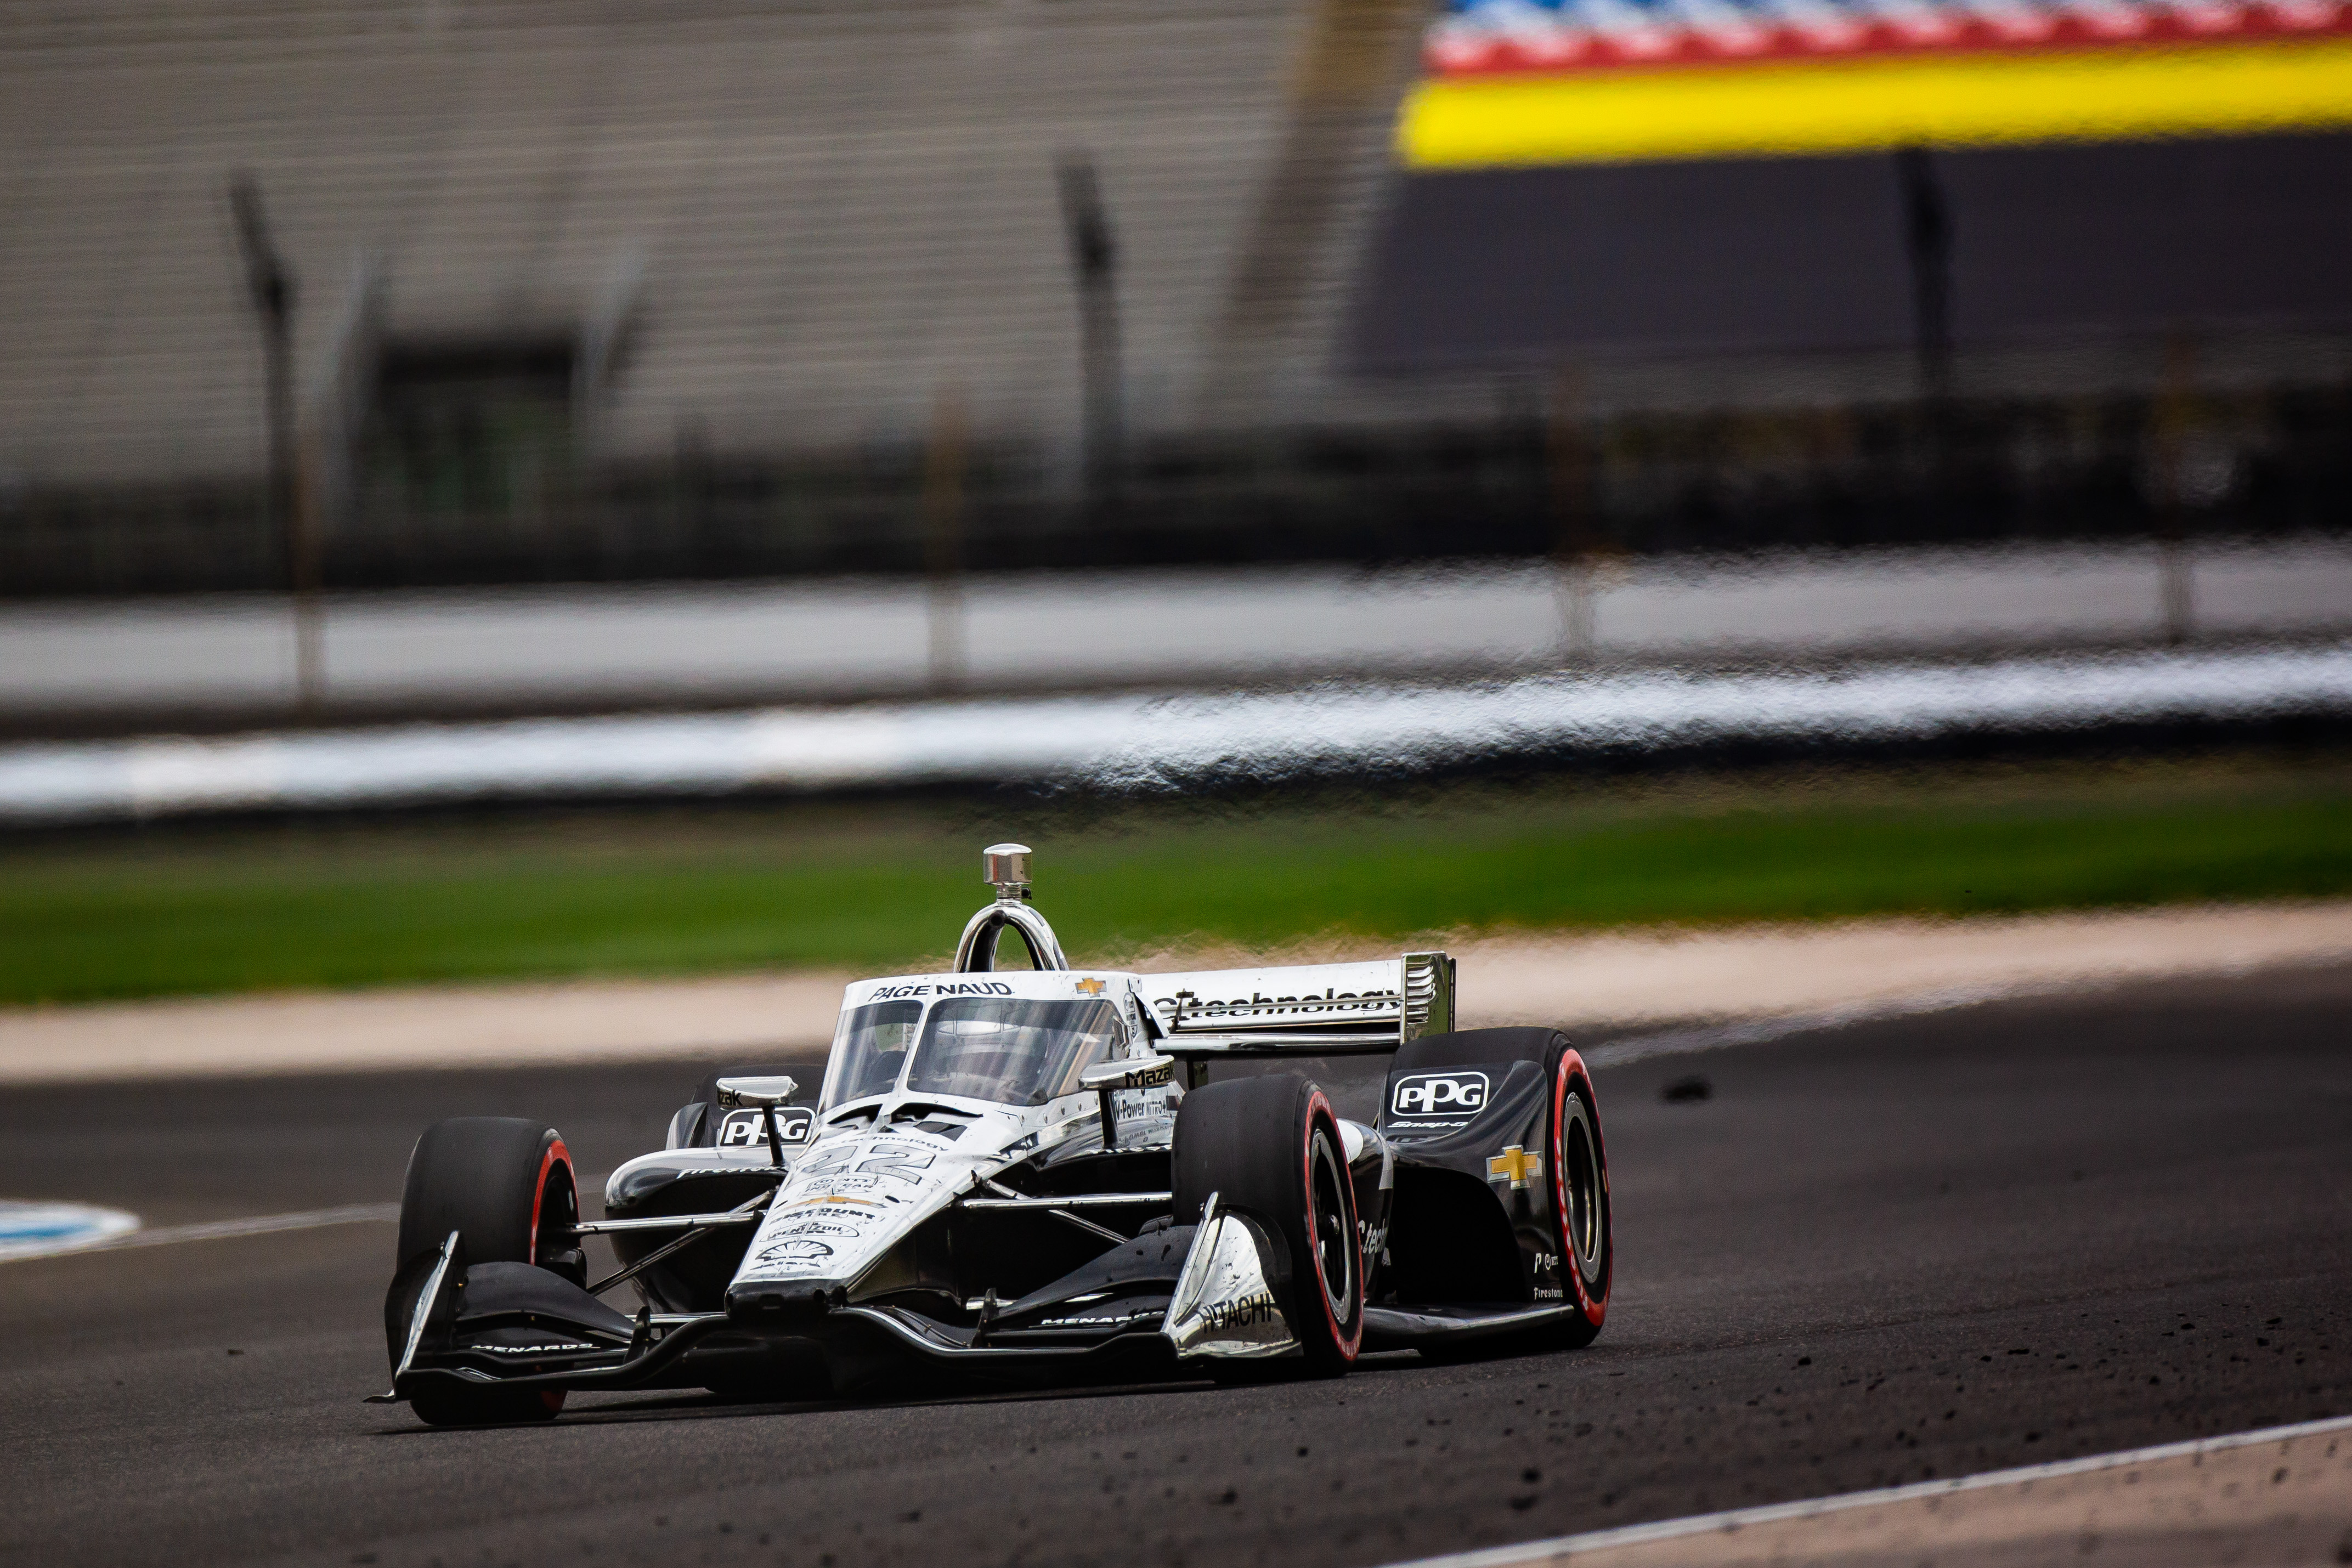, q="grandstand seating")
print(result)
[7,0,2347,595]
[0,0,1431,488]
